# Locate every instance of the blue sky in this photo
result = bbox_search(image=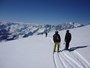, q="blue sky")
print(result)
[0,0,90,24]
